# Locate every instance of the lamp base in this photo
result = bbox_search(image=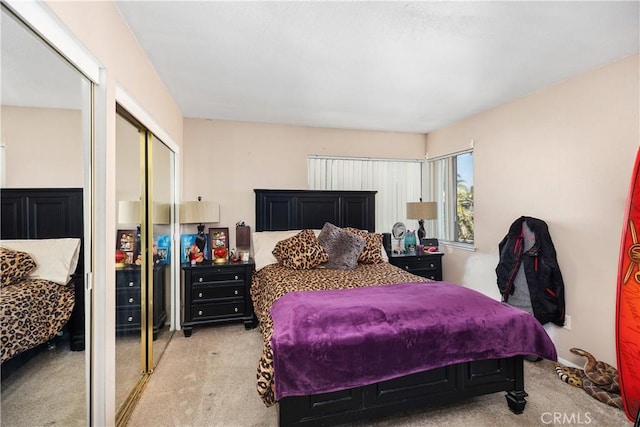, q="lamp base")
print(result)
[417,220,426,240]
